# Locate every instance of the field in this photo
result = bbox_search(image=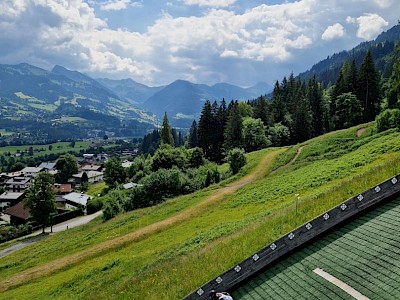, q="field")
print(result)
[1,123,400,299]
[0,141,92,157]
